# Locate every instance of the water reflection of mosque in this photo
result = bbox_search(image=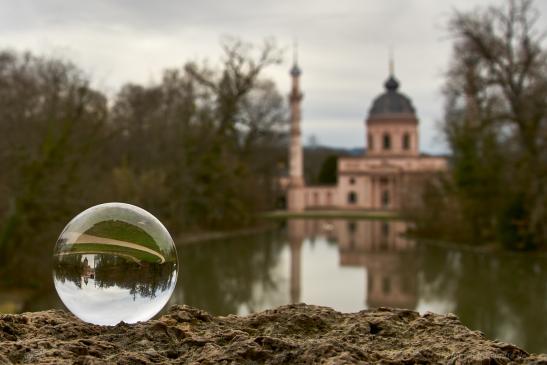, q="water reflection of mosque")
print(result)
[288,219,417,310]
[82,256,96,285]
